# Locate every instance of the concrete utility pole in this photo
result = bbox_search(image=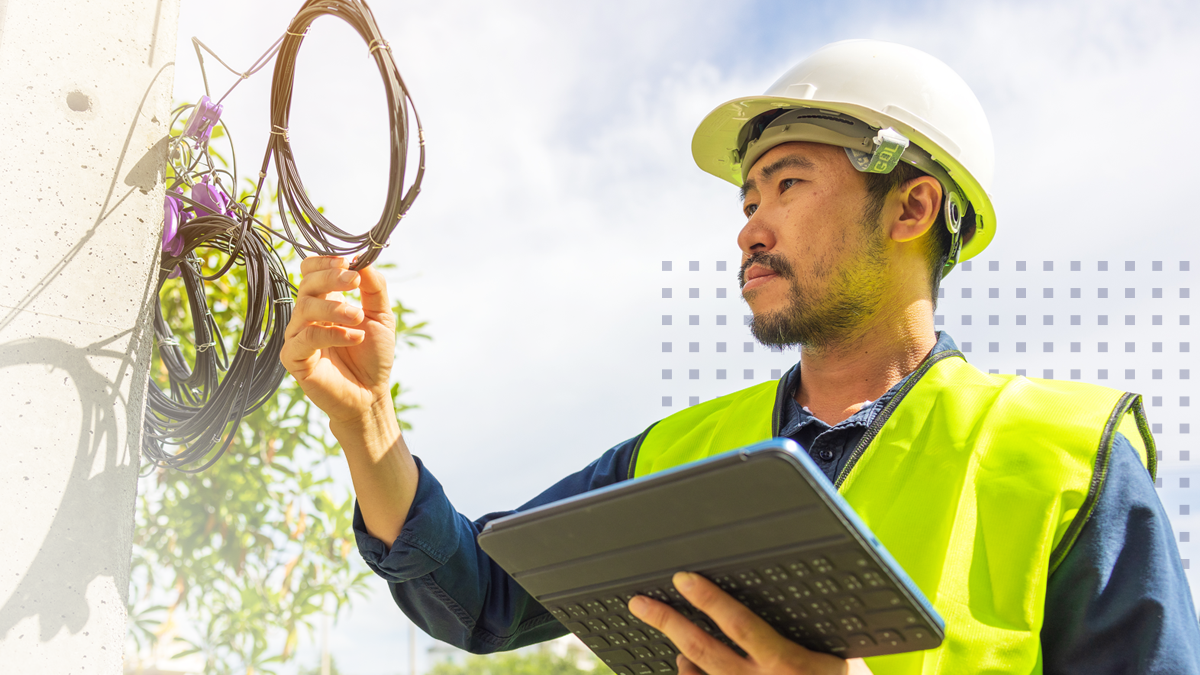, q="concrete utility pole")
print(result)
[0,0,179,673]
